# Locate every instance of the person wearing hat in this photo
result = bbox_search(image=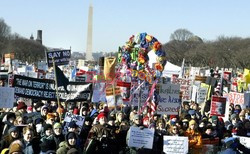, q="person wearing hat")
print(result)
[53,122,64,149]
[16,101,27,117]
[40,124,56,153]
[80,117,92,147]
[0,126,20,151]
[84,112,114,154]
[68,121,78,134]
[40,105,49,120]
[40,124,56,154]
[230,113,239,126]
[57,132,81,154]
[184,120,202,154]
[79,106,88,117]
[0,112,16,138]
